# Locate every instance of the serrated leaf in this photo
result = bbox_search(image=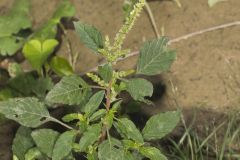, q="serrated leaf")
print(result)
[137,38,176,75]
[31,129,60,157]
[46,75,91,105]
[50,56,74,76]
[12,127,34,160]
[126,78,153,103]
[52,130,77,160]
[24,147,46,160]
[79,124,102,152]
[0,0,31,56]
[98,64,113,82]
[142,111,180,140]
[89,109,106,122]
[0,97,51,127]
[74,21,104,52]
[208,0,227,7]
[114,118,144,143]
[82,90,105,116]
[140,146,167,160]
[23,39,59,71]
[98,138,124,160]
